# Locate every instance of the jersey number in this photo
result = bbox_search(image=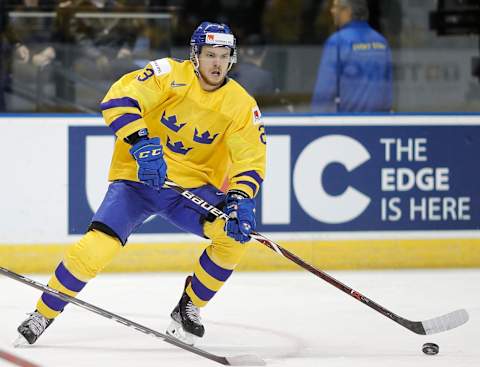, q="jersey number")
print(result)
[137,68,154,82]
[258,125,266,145]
